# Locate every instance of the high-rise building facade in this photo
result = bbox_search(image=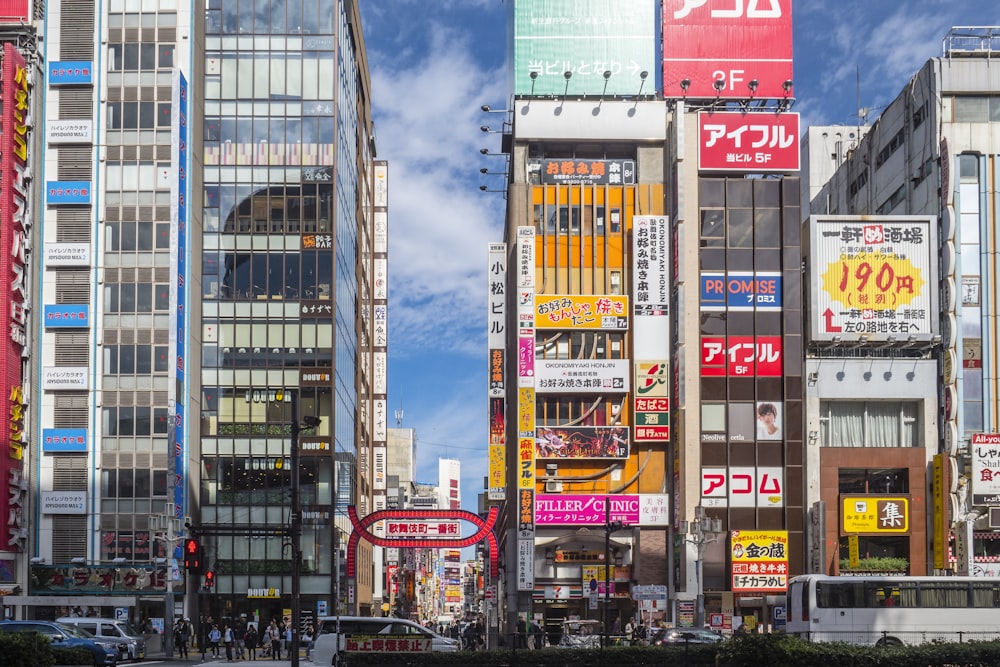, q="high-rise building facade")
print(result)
[15,0,380,627]
[803,27,1000,579]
